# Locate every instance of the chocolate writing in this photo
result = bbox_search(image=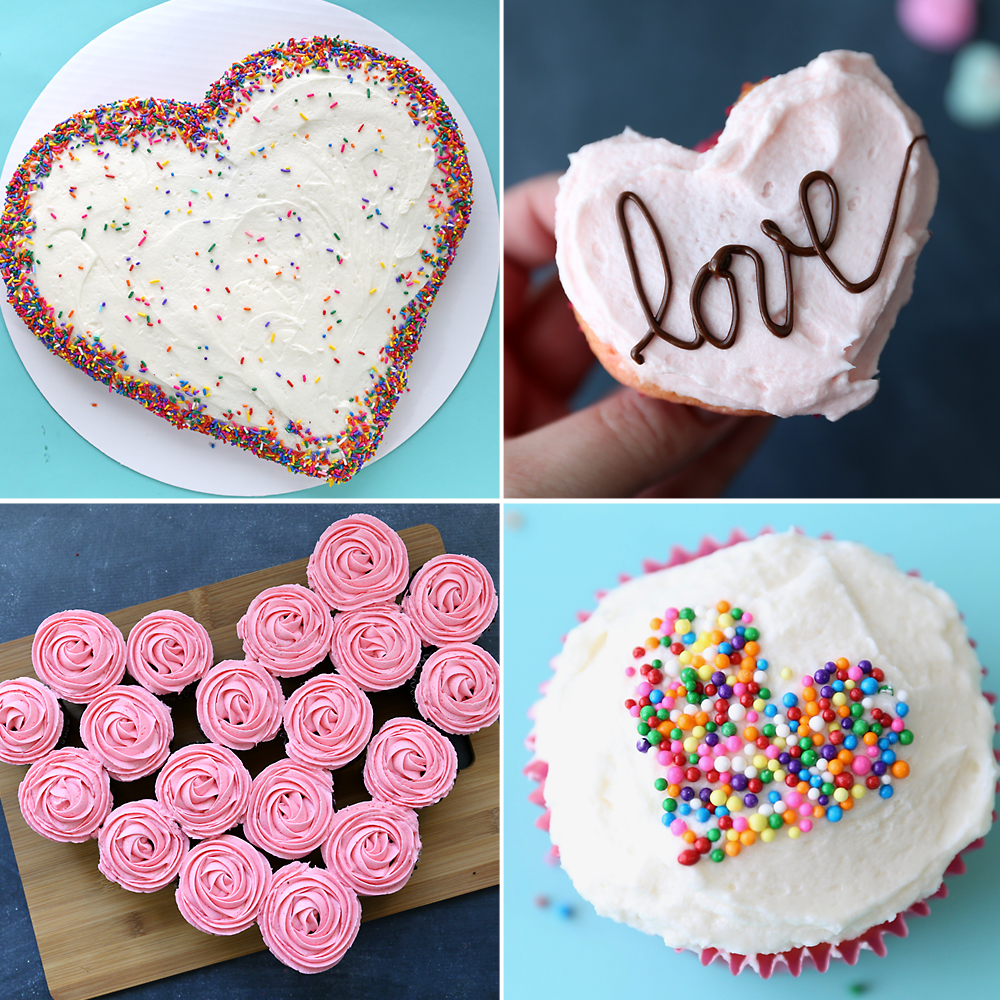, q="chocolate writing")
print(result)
[616,135,927,363]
